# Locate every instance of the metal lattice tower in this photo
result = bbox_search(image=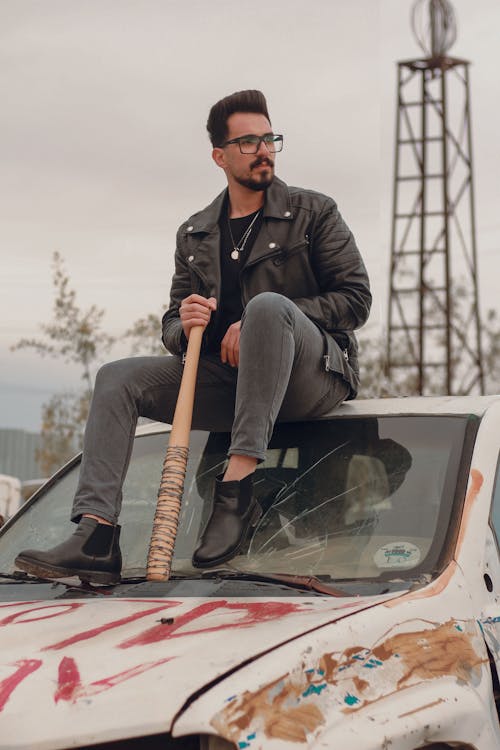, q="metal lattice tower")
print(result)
[386,0,484,395]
